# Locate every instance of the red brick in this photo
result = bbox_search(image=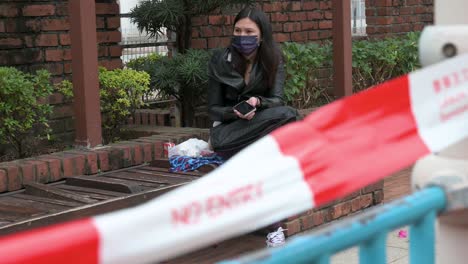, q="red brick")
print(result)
[0,5,19,17]
[291,32,308,42]
[45,49,71,62]
[351,196,362,212]
[375,0,393,6]
[36,34,58,47]
[41,18,70,31]
[301,211,323,229]
[0,21,4,33]
[192,16,208,27]
[96,17,105,29]
[23,4,55,17]
[191,38,207,49]
[134,112,141,125]
[0,164,20,191]
[307,11,323,20]
[95,3,119,15]
[106,17,120,29]
[289,12,307,21]
[48,154,73,177]
[140,111,149,125]
[56,3,68,16]
[200,26,223,37]
[109,45,122,57]
[0,37,22,48]
[209,15,231,25]
[64,62,72,74]
[319,1,332,9]
[360,193,373,208]
[98,46,108,57]
[132,144,143,165]
[283,22,301,32]
[98,59,122,70]
[324,11,333,19]
[0,169,7,192]
[207,37,230,49]
[291,2,302,11]
[303,1,319,10]
[284,219,301,236]
[156,113,166,126]
[301,21,318,30]
[59,34,70,45]
[273,33,290,42]
[97,31,121,43]
[14,161,35,185]
[154,140,164,159]
[25,159,49,183]
[37,156,62,182]
[270,13,288,22]
[141,142,153,162]
[319,20,332,29]
[96,150,110,172]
